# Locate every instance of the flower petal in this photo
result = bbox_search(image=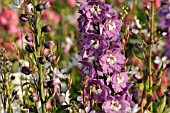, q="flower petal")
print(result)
[9,4,18,9]
[14,0,19,5]
[19,0,24,5]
